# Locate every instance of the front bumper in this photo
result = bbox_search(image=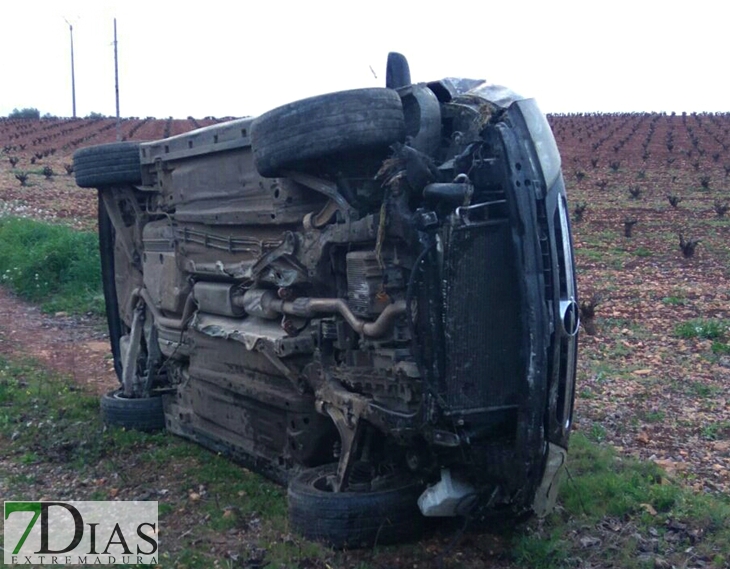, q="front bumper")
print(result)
[415,96,577,514]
